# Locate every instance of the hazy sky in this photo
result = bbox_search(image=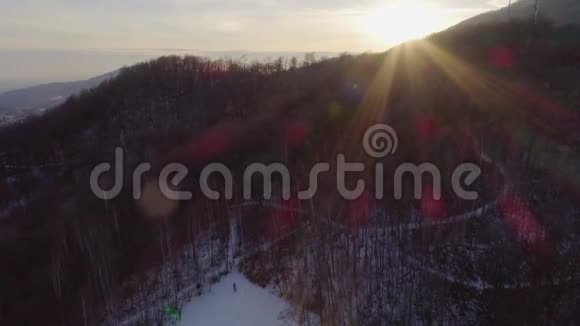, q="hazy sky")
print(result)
[0,0,509,90]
